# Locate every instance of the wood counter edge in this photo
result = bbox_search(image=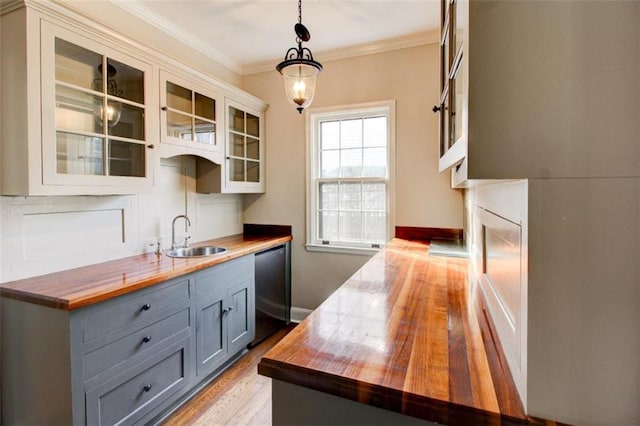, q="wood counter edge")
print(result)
[258,357,538,426]
[0,234,292,311]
